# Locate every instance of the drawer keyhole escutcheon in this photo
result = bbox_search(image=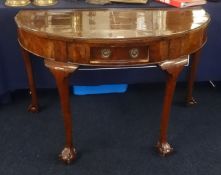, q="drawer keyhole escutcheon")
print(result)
[101,48,111,59]
[129,48,139,58]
